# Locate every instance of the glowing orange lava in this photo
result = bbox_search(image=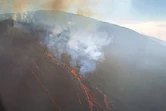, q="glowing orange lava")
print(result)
[32,70,62,111]
[41,48,112,111]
